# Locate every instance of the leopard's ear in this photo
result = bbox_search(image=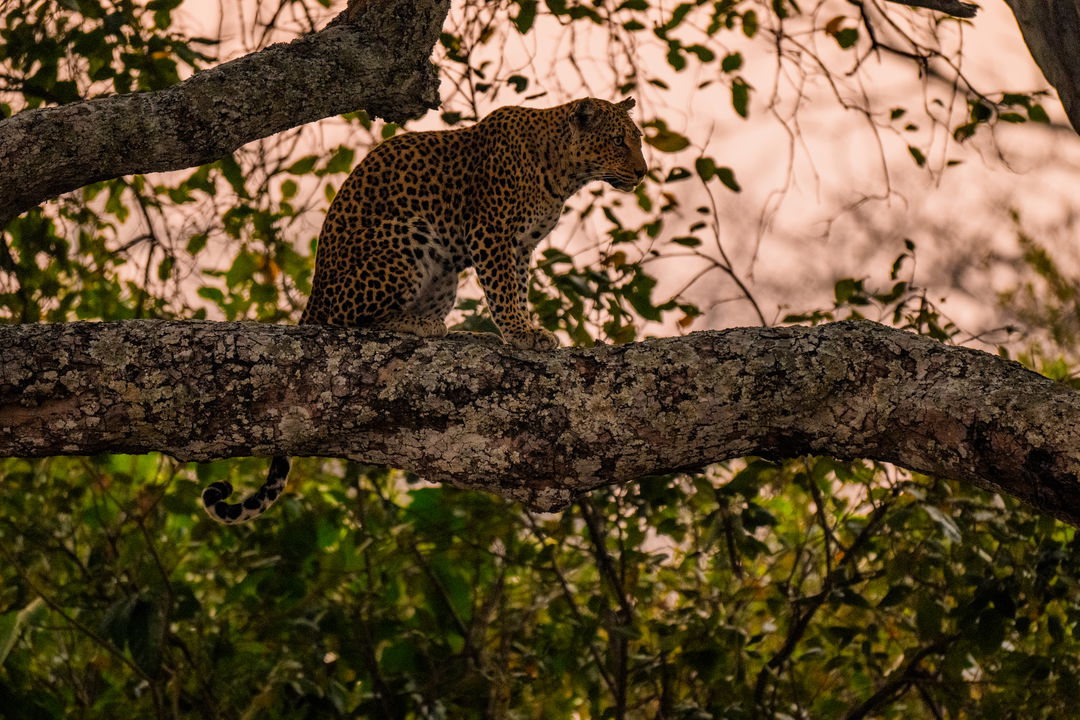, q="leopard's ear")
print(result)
[616,97,636,113]
[571,98,598,129]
